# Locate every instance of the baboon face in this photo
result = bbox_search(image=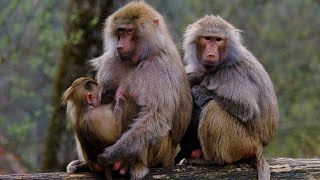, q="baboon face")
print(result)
[196,36,226,71]
[116,24,139,64]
